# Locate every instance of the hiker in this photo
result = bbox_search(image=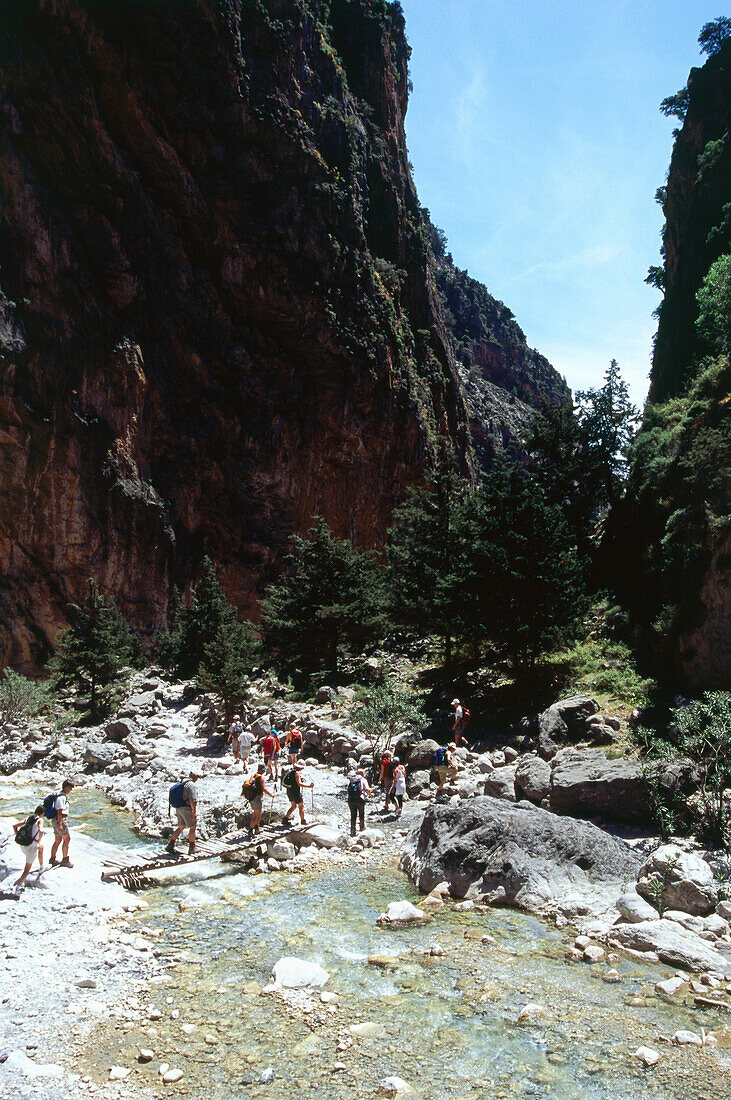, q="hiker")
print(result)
[347,768,372,836]
[434,743,458,793]
[227,714,245,761]
[378,750,393,788]
[237,723,257,768]
[282,761,313,826]
[166,771,200,856]
[382,753,397,811]
[261,728,281,785]
[451,698,471,747]
[285,724,304,767]
[12,805,45,889]
[390,758,407,817]
[49,779,75,867]
[242,764,275,837]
